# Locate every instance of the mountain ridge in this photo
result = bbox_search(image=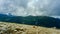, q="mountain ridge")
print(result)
[0,14,60,28]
